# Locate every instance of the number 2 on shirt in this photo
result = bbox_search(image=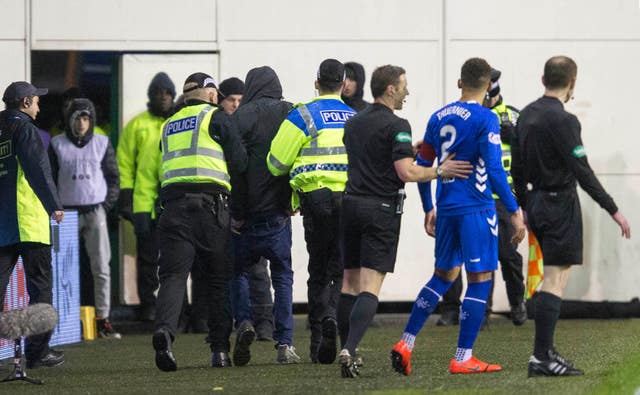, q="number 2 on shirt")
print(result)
[439,125,456,183]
